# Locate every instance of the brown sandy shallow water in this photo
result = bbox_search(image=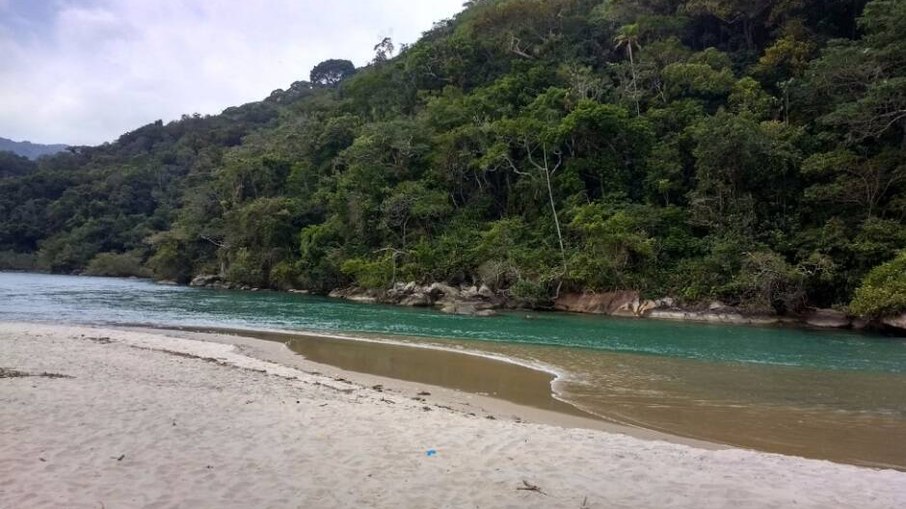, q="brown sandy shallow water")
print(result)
[181,326,906,470]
